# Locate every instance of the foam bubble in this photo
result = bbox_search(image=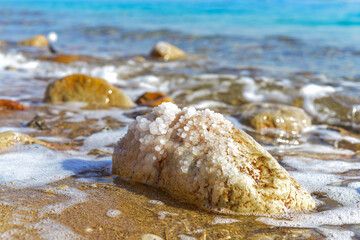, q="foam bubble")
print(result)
[106,209,121,218]
[211,217,240,224]
[148,200,164,205]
